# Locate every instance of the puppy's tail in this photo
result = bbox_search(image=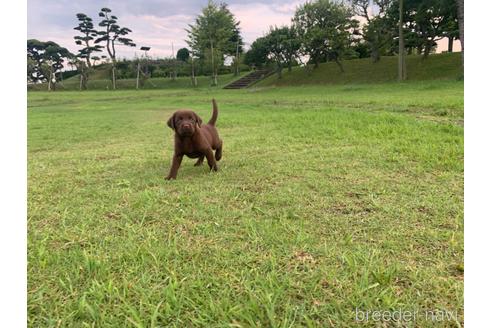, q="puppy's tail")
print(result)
[208,99,218,126]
